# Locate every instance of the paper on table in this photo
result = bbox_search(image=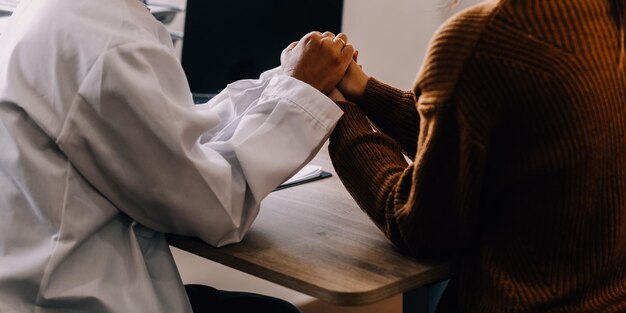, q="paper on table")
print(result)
[275,164,332,191]
[0,0,16,17]
[281,165,323,186]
